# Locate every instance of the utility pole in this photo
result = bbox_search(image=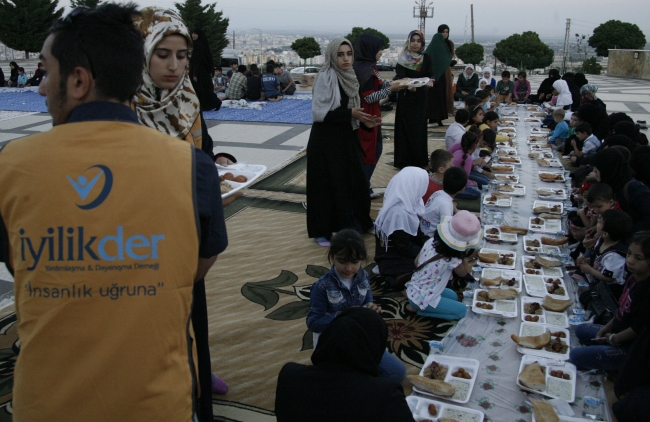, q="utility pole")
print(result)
[470,4,475,43]
[232,31,236,49]
[413,0,434,37]
[562,19,571,74]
